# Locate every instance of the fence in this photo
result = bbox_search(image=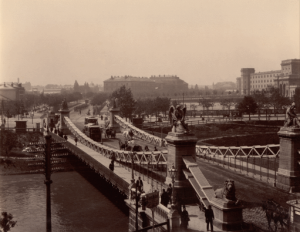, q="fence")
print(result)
[115,115,168,147]
[195,145,280,186]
